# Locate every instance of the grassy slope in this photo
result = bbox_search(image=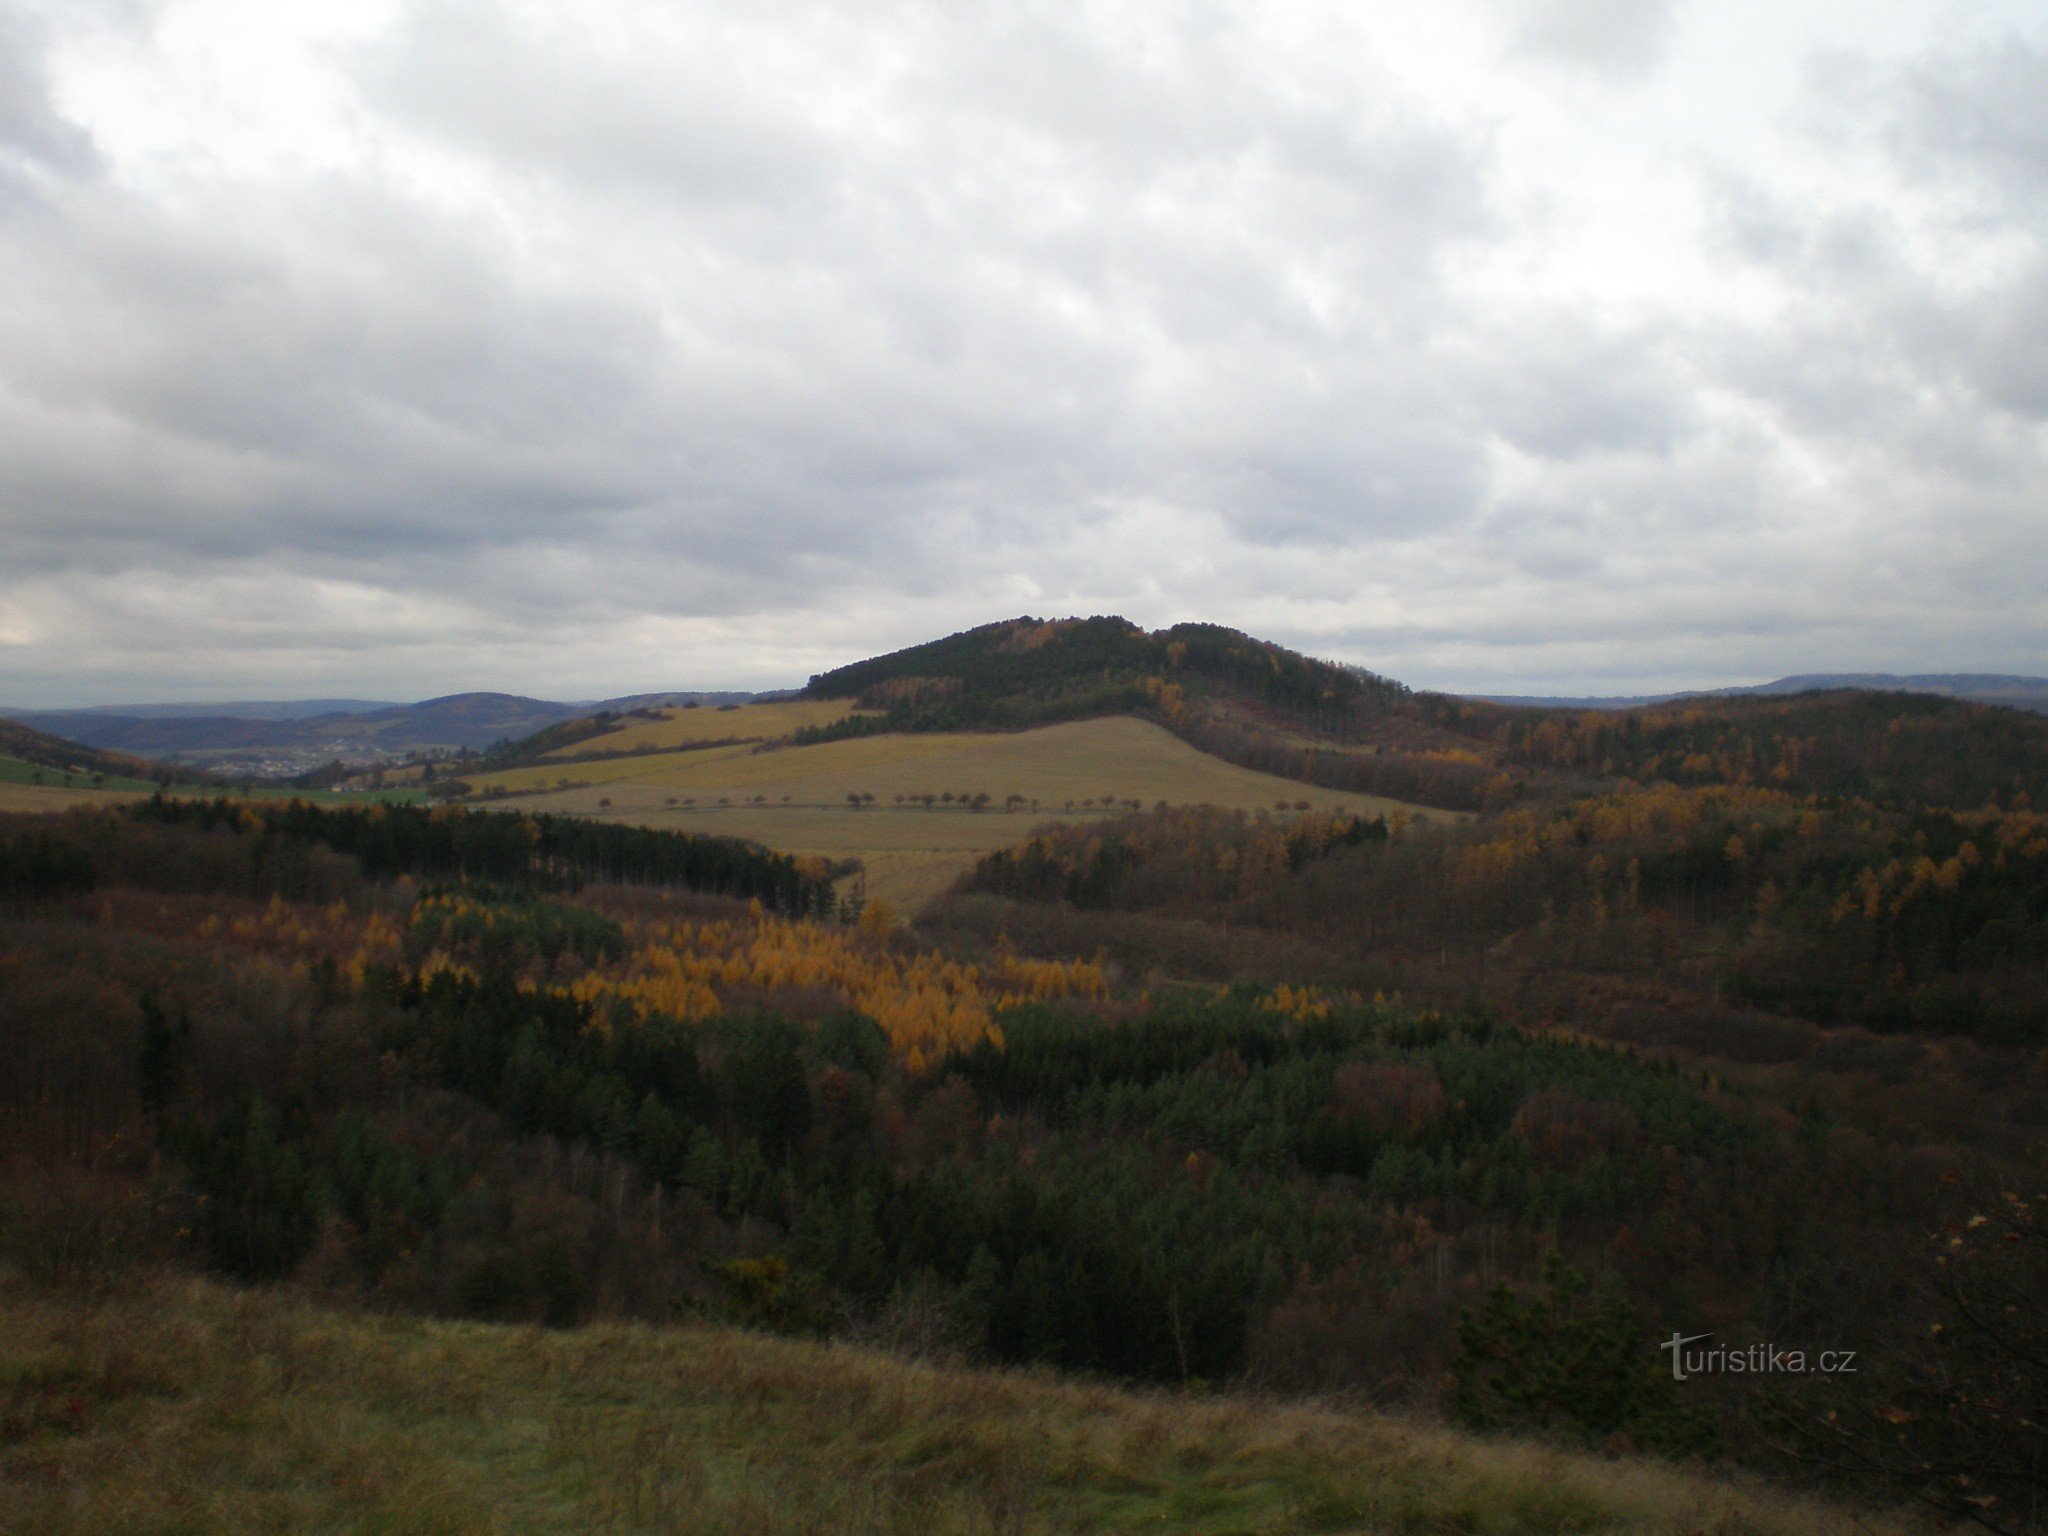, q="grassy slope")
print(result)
[0,763,433,815]
[474,717,1446,815]
[0,755,168,793]
[0,781,151,813]
[1,1279,1898,1536]
[465,717,1454,909]
[0,720,181,785]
